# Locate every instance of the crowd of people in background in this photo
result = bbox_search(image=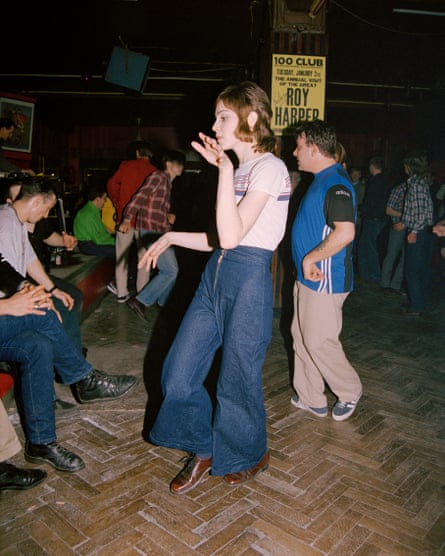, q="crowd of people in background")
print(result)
[350,149,441,317]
